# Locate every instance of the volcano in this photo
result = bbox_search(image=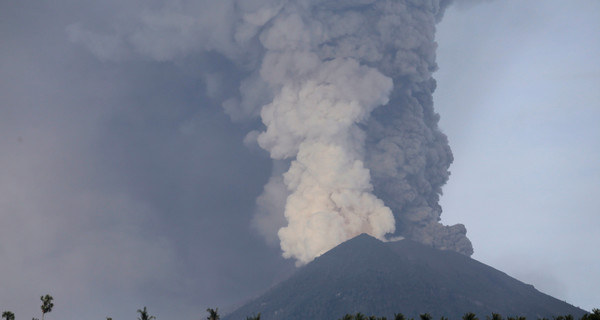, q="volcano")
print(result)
[223,234,586,320]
